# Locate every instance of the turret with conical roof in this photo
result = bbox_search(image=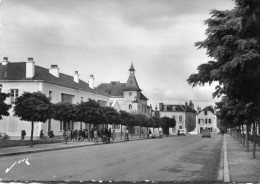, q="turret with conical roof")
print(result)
[124,63,141,91]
